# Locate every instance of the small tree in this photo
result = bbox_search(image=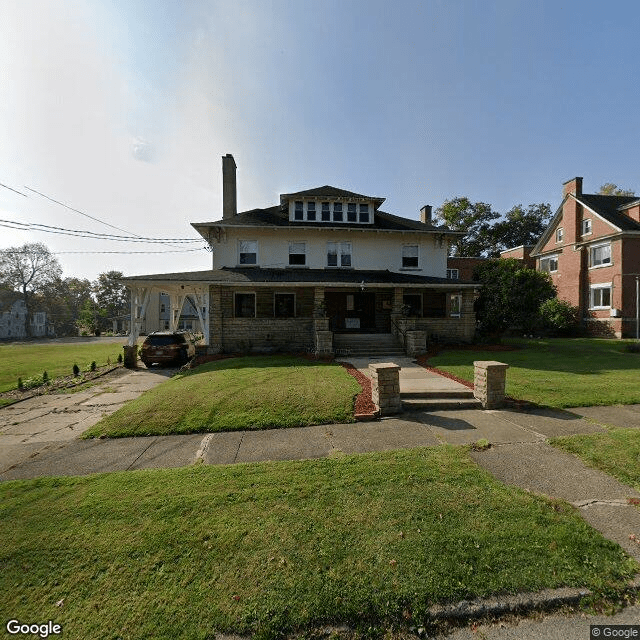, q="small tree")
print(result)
[539,298,580,336]
[474,259,556,339]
